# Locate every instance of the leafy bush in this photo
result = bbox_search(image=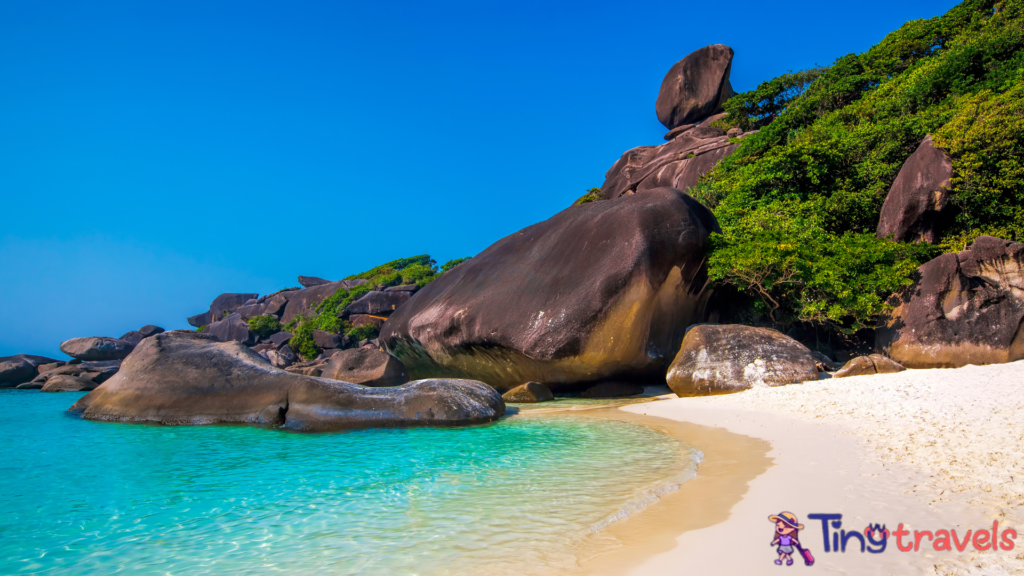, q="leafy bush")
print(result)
[246,315,282,339]
[441,257,471,272]
[575,188,602,205]
[701,0,1022,336]
[347,323,379,343]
